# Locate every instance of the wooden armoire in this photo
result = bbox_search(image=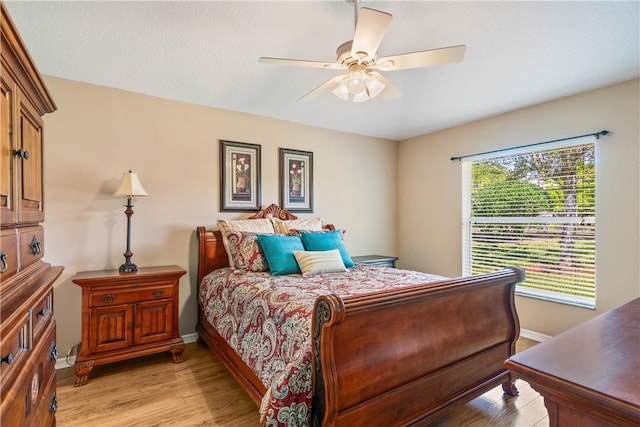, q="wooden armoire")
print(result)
[1,3,63,425]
